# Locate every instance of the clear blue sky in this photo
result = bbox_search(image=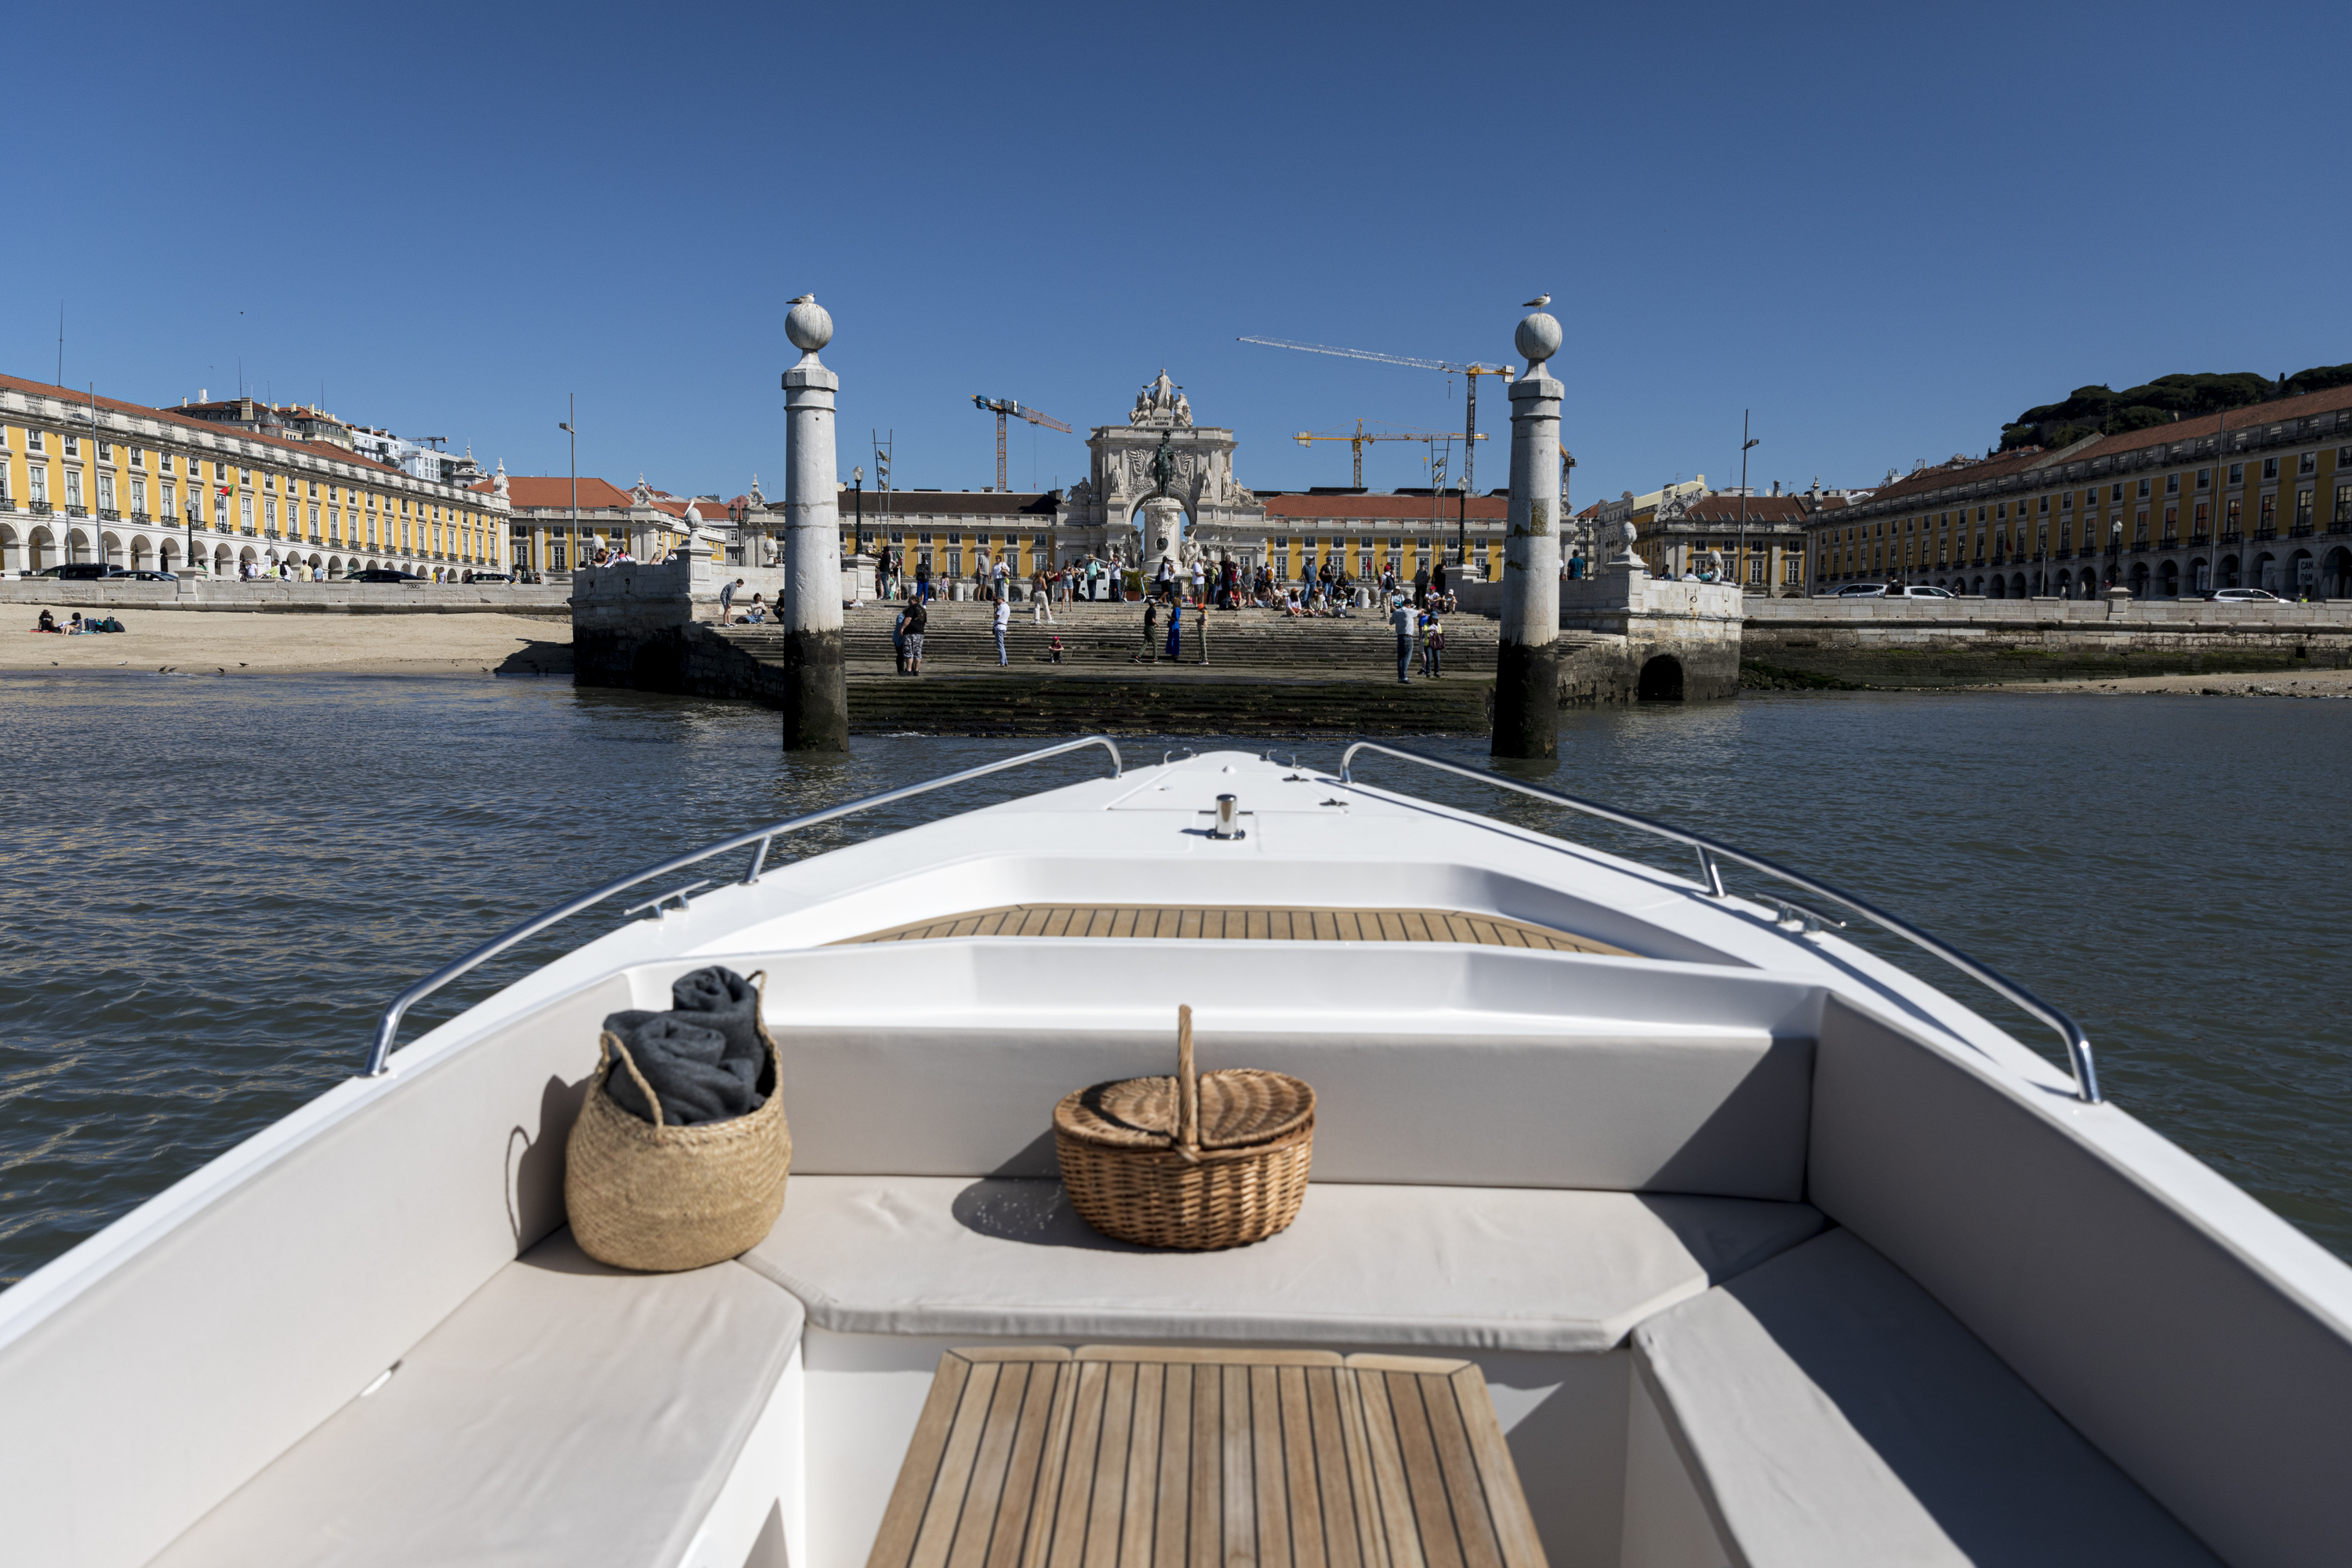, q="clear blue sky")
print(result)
[13,2,2348,508]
